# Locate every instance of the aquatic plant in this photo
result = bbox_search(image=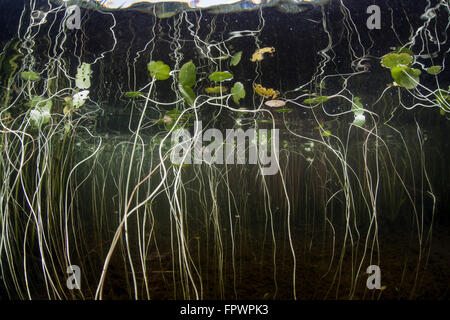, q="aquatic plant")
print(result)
[0,0,447,302]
